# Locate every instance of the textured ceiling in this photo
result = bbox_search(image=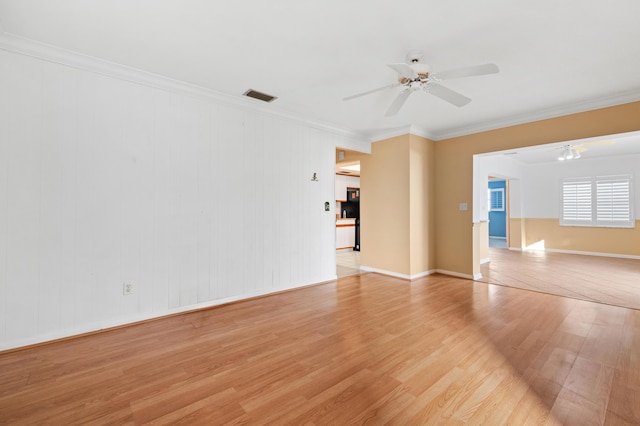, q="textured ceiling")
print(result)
[1,0,640,140]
